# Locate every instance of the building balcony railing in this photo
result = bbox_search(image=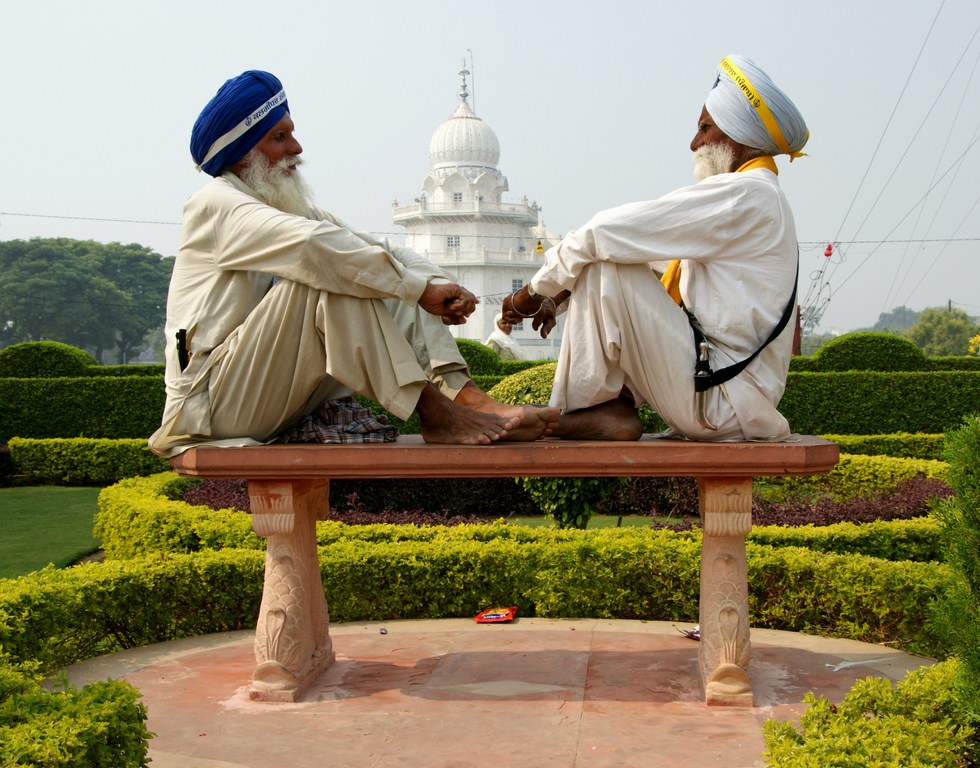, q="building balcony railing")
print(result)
[422,248,544,264]
[392,200,540,223]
